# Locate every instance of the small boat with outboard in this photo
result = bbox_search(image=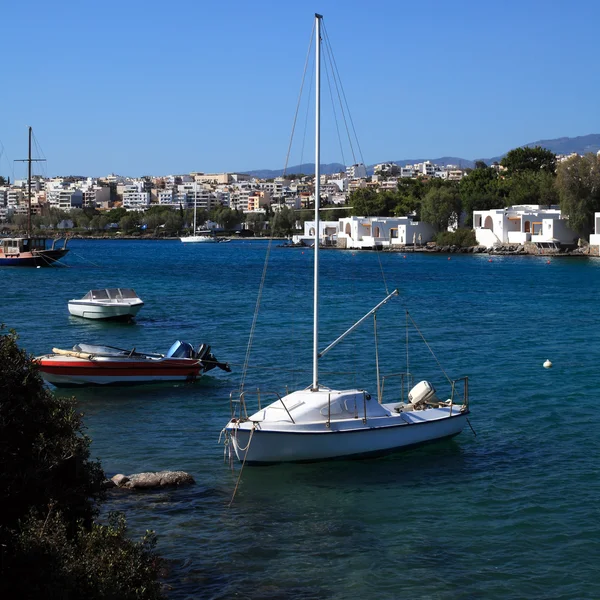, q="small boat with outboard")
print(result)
[68,288,144,321]
[36,340,231,387]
